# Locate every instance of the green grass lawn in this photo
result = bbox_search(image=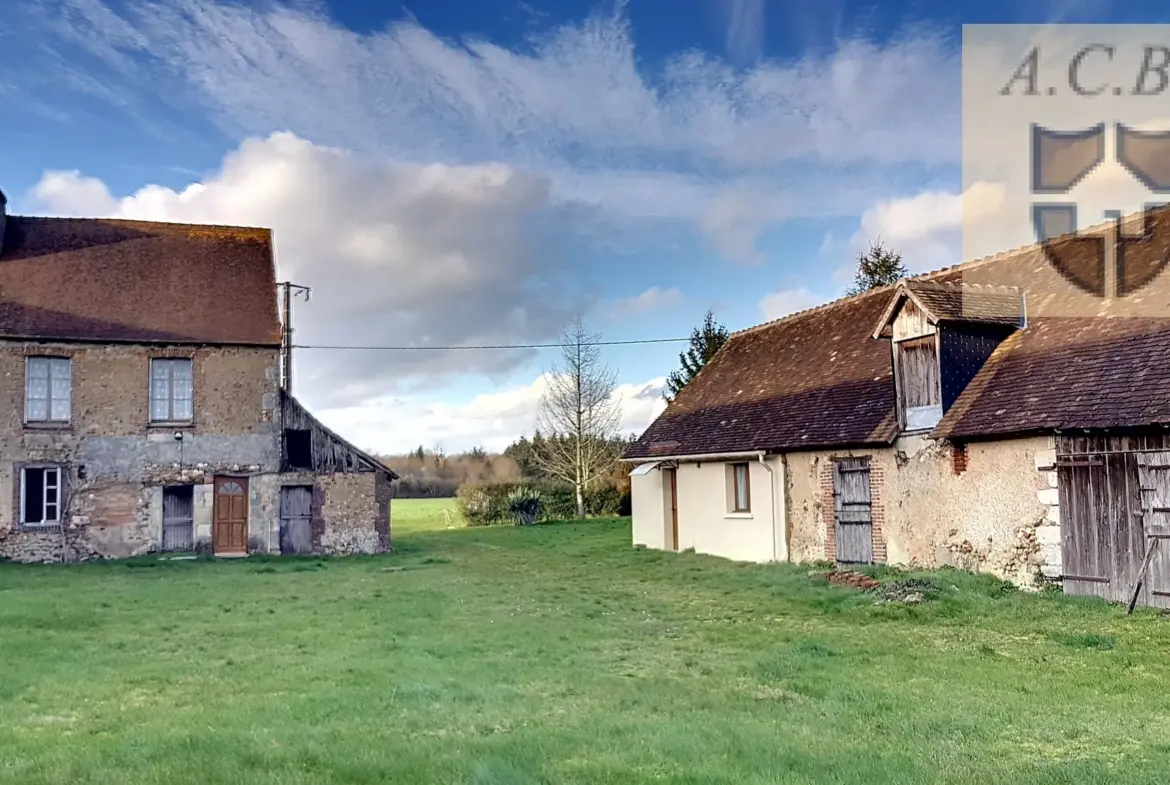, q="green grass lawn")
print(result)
[2,516,1170,784]
[391,496,464,534]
